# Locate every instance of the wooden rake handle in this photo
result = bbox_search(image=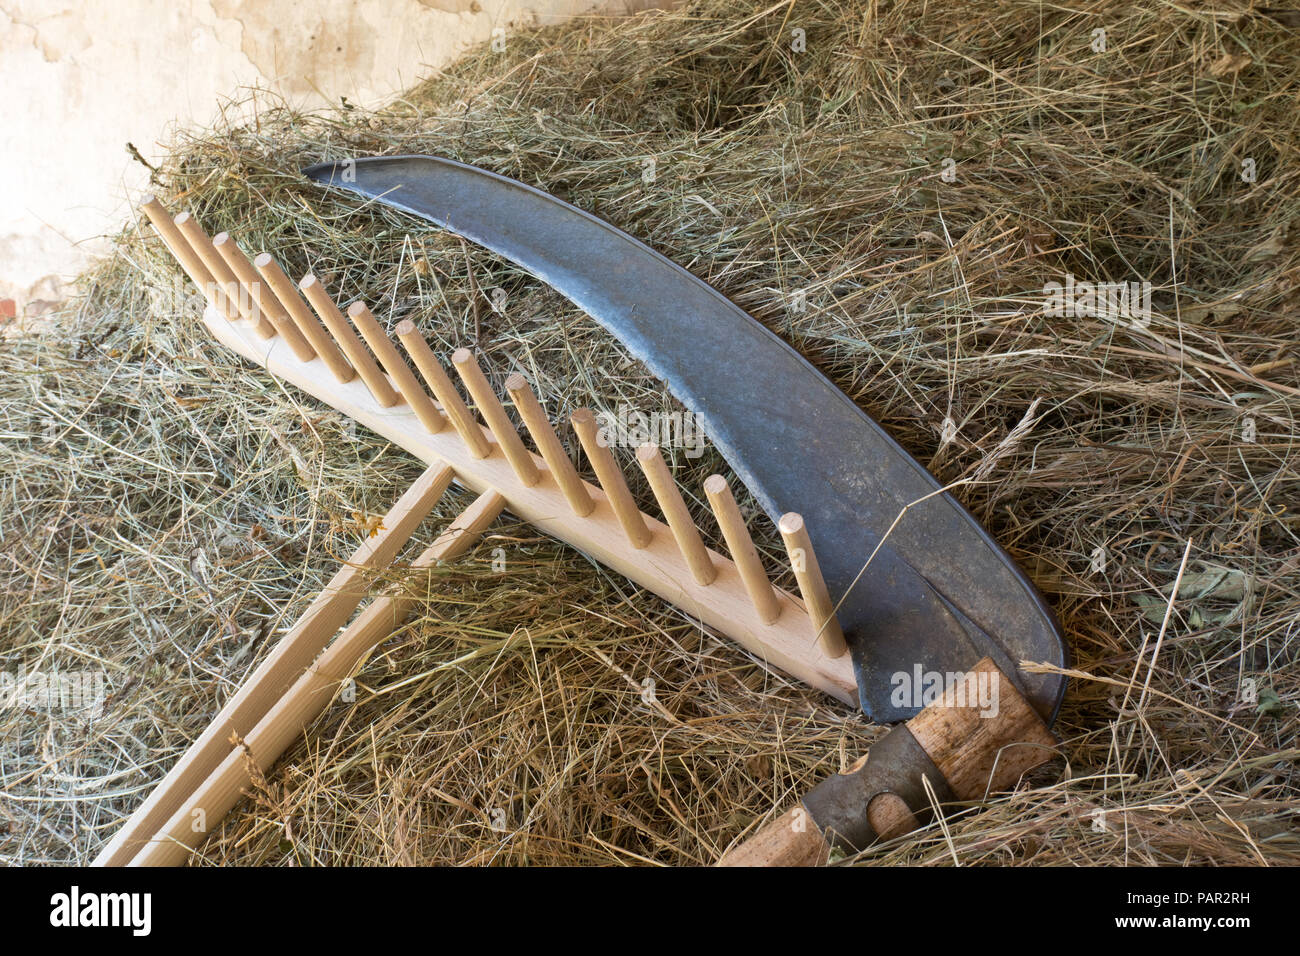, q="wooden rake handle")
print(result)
[718,658,1058,866]
[93,462,455,866]
[130,488,507,866]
